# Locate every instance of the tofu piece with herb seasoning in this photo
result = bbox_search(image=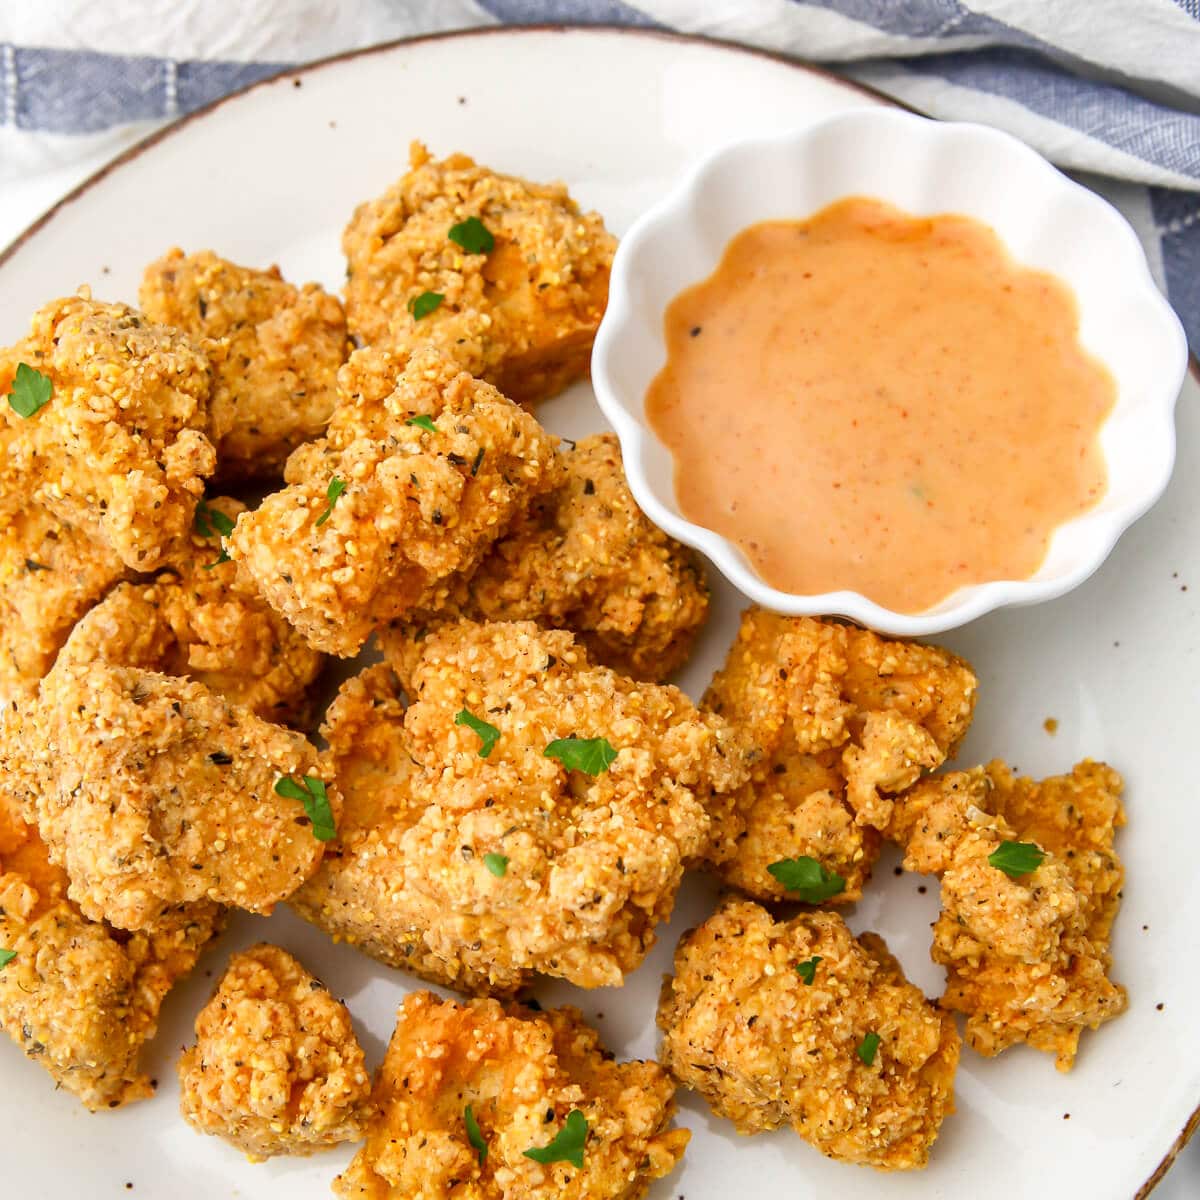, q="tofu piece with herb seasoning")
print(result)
[379,433,710,684]
[0,792,223,1111]
[893,760,1127,1070]
[291,620,747,993]
[0,290,222,572]
[227,345,564,657]
[140,248,349,481]
[3,656,339,931]
[178,944,372,1160]
[334,991,687,1199]
[0,501,129,705]
[342,141,616,407]
[54,495,323,728]
[656,898,960,1171]
[699,608,978,903]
